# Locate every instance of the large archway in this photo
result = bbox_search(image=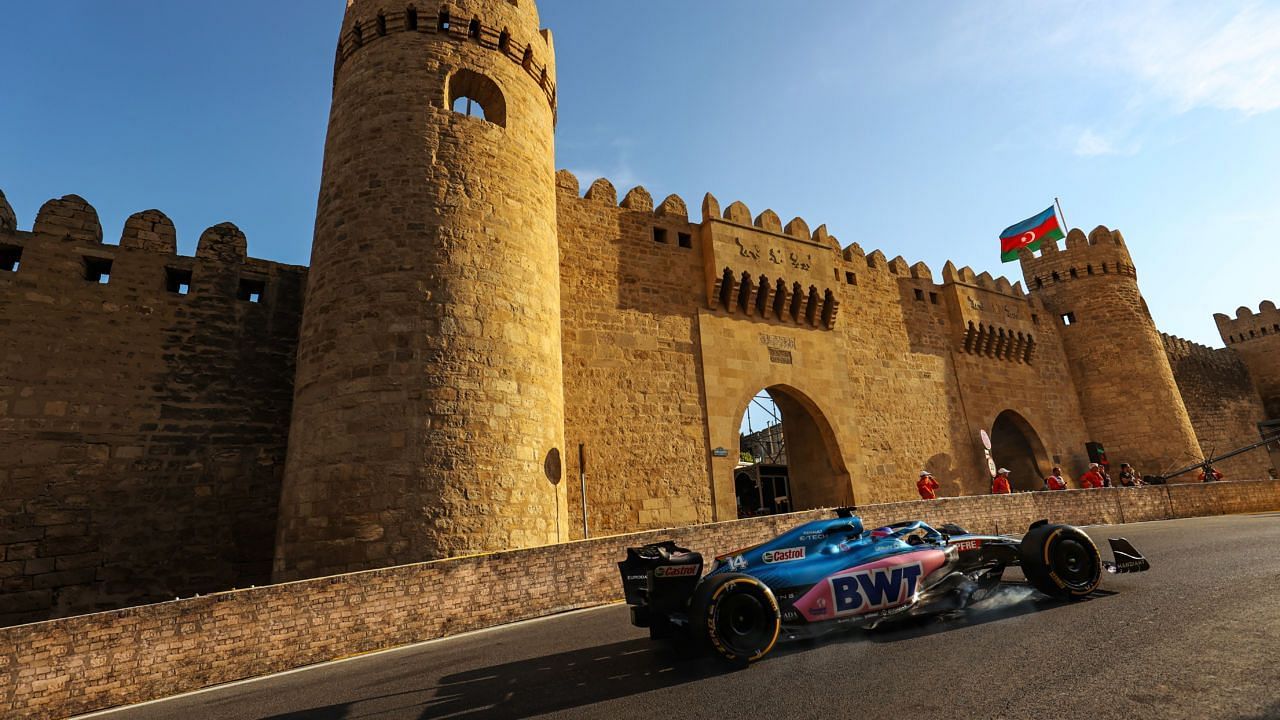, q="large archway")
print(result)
[735,385,850,517]
[989,410,1051,492]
